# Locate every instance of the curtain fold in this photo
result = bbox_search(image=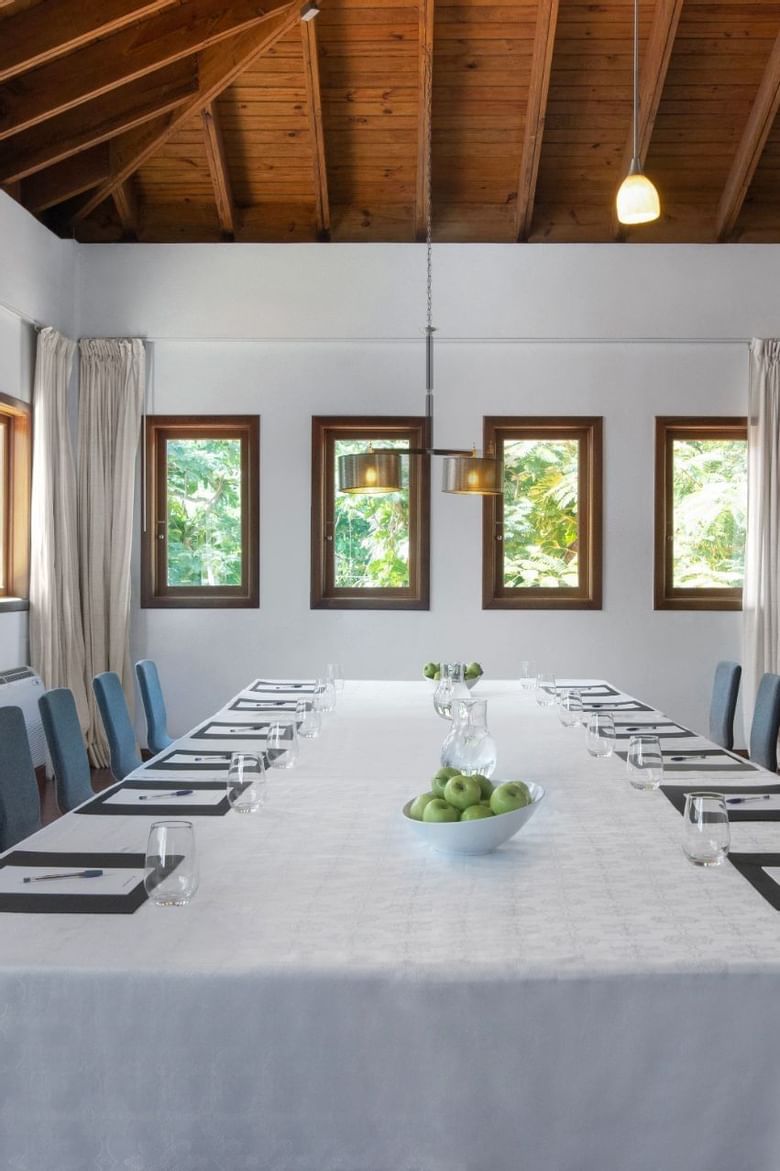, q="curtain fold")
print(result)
[29,327,91,730]
[78,338,145,766]
[742,338,780,742]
